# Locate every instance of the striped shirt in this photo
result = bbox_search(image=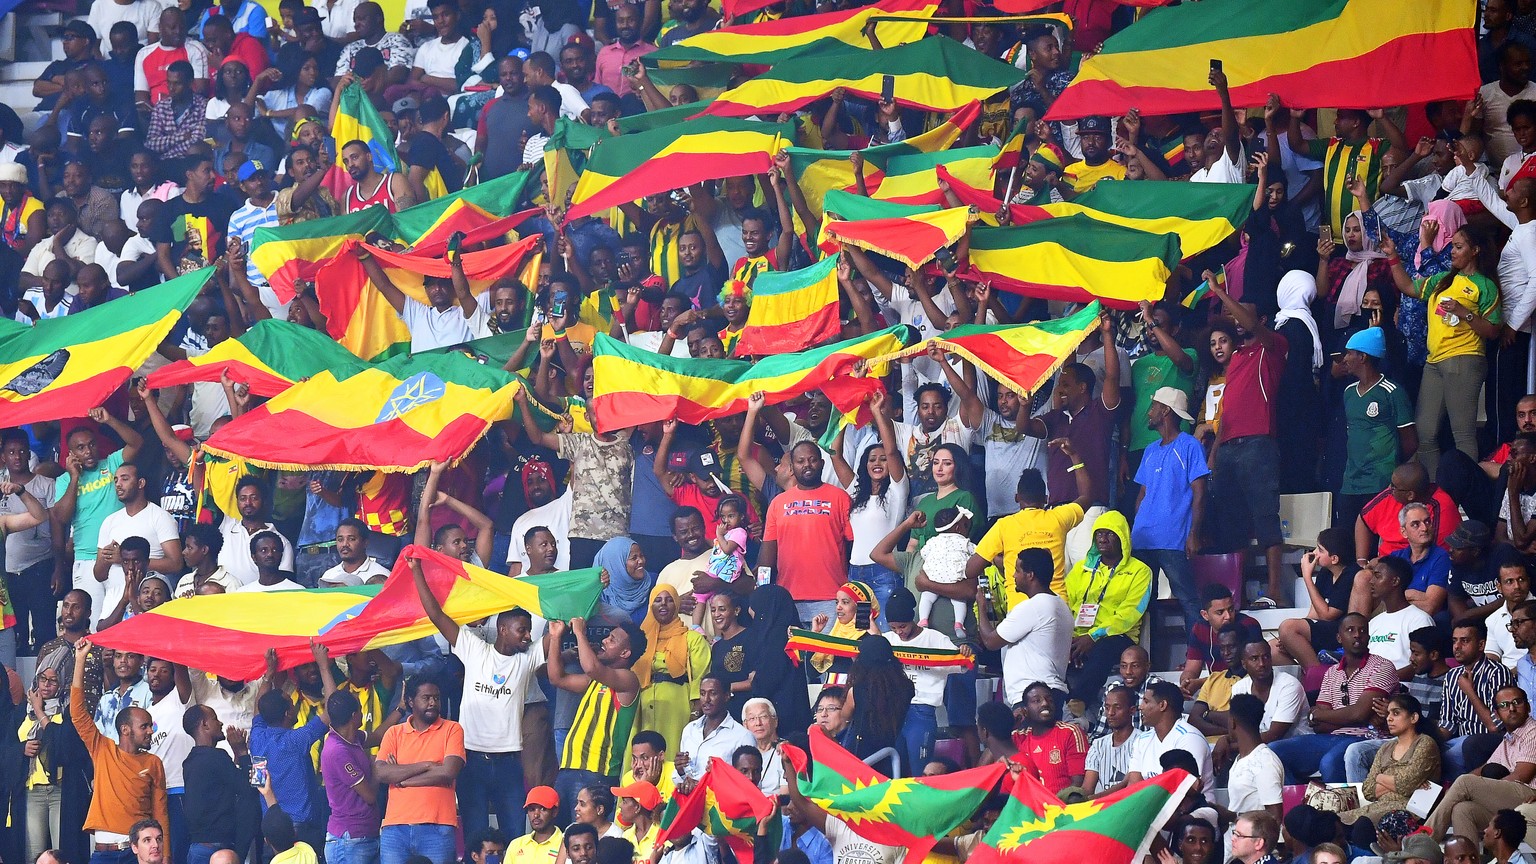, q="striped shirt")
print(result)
[1318,653,1399,738]
[1442,658,1514,738]
[228,198,278,287]
[1304,136,1387,238]
[561,680,638,777]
